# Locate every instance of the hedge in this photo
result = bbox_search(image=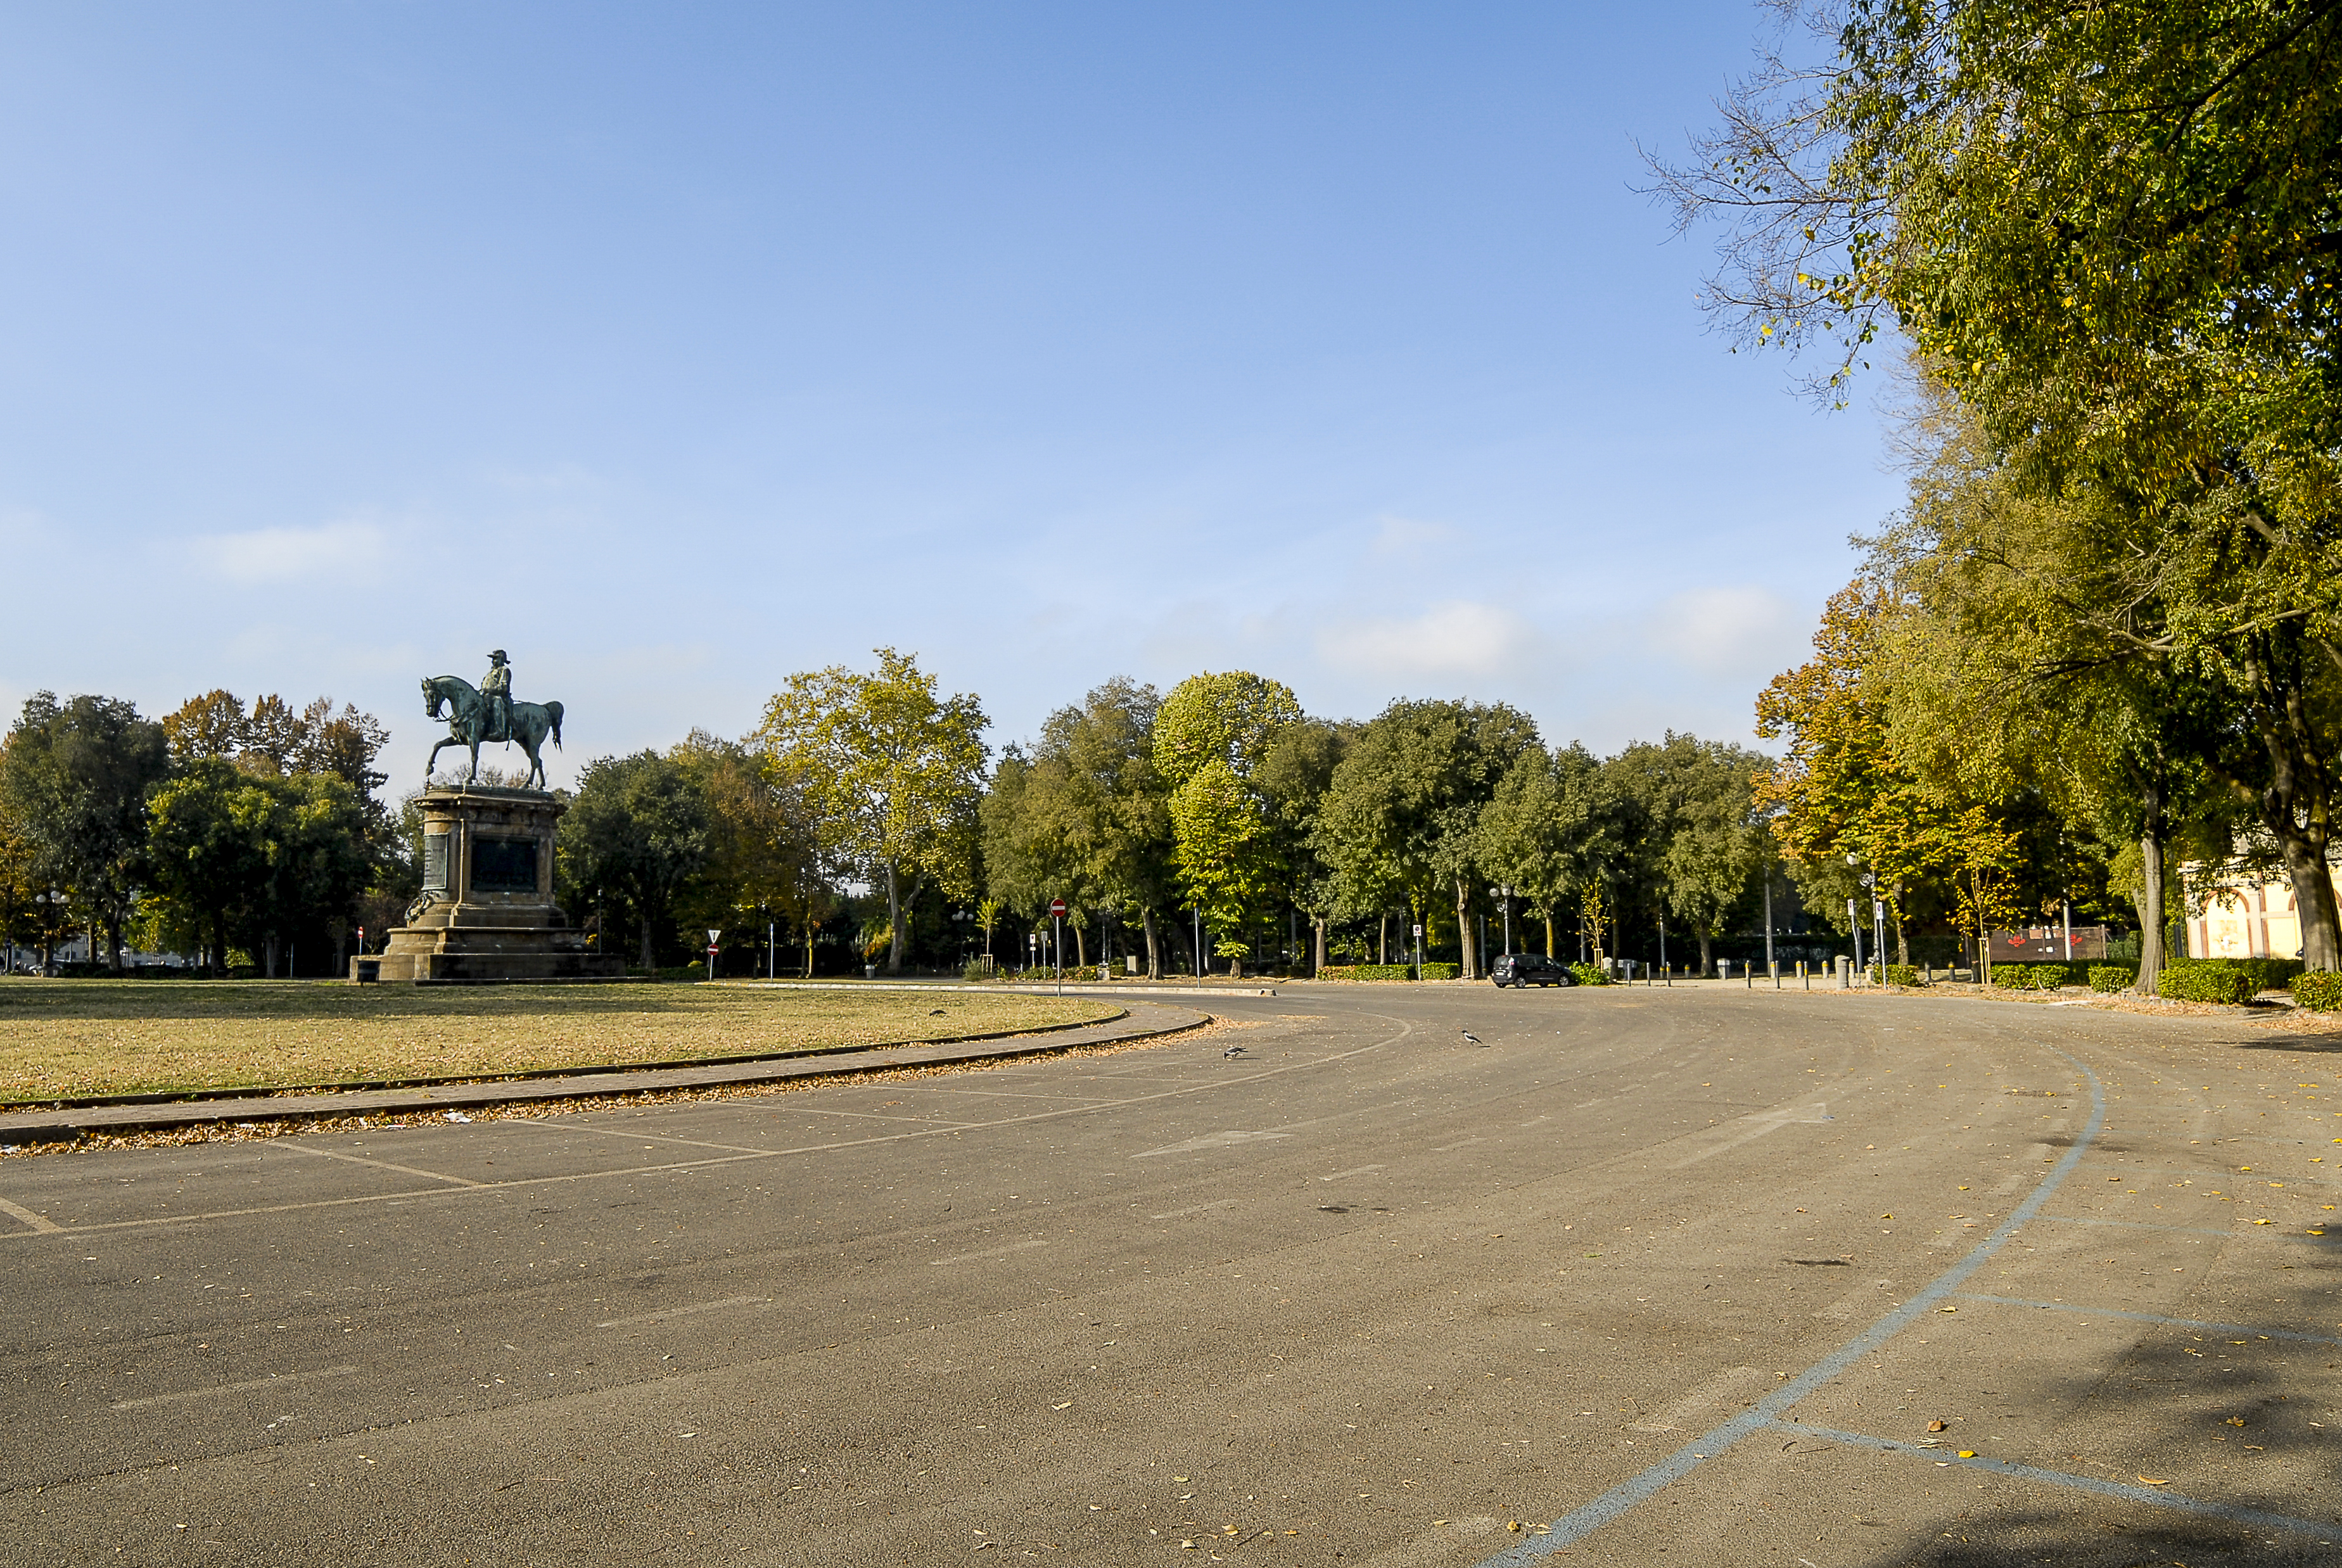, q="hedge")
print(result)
[1316,964,1415,982]
[2088,964,2135,993]
[2293,971,2342,1011]
[1992,963,2072,991]
[1568,961,1612,986]
[1877,964,1922,987]
[2158,962,2260,1005]
[1419,962,1461,981]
